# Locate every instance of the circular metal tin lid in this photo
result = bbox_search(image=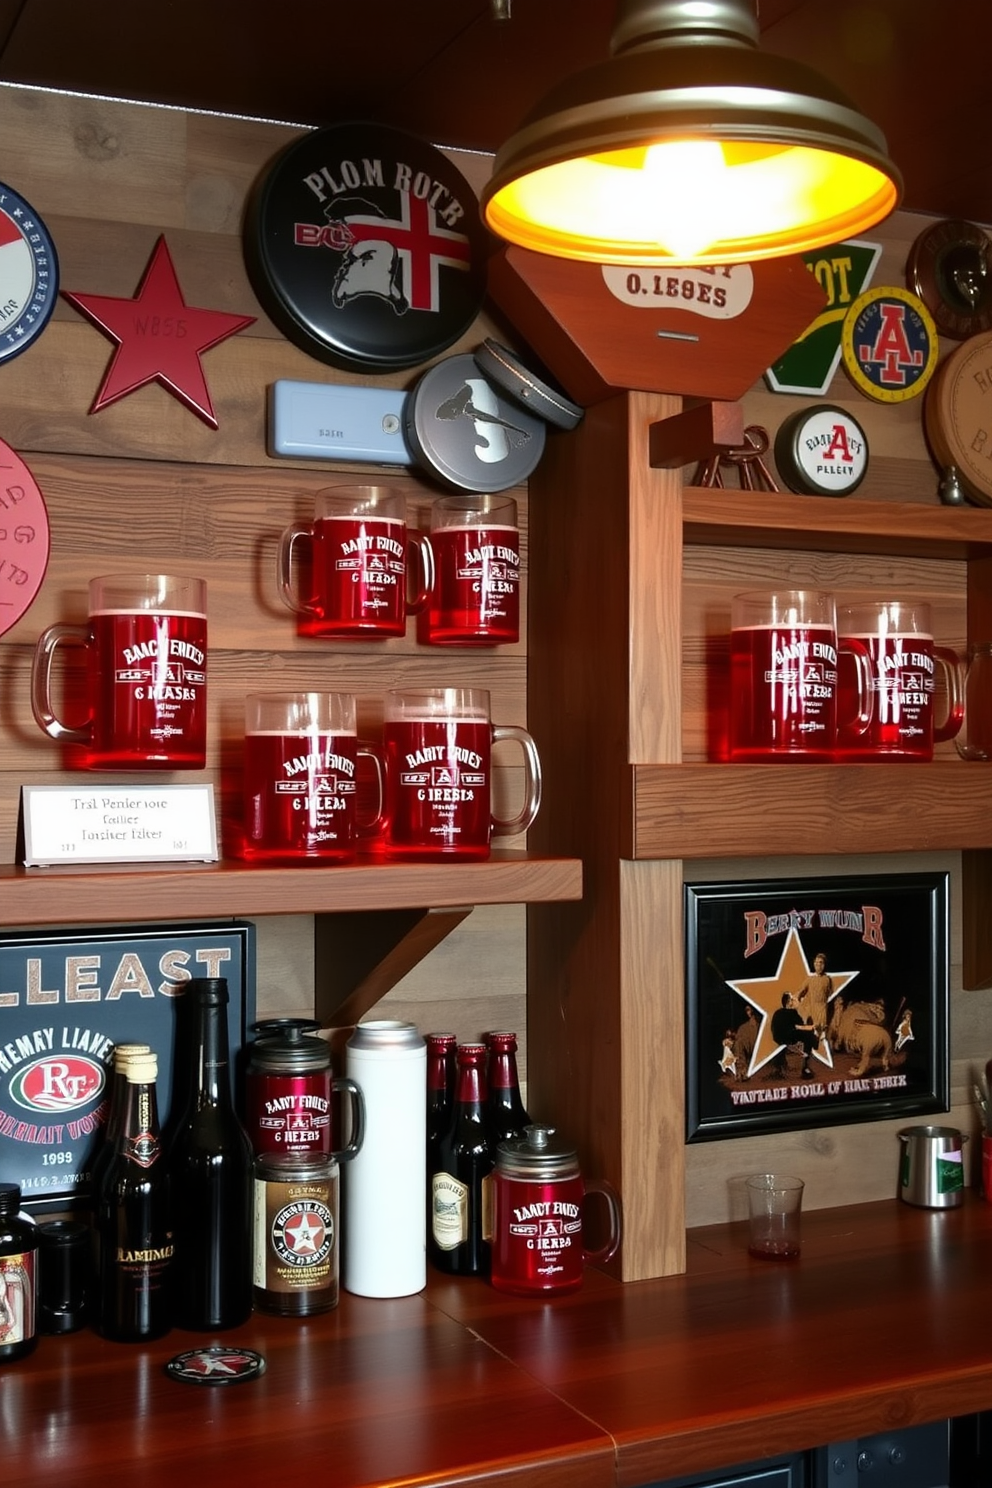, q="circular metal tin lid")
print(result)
[165,1347,266,1386]
[925,330,992,506]
[243,122,490,371]
[346,1019,424,1053]
[773,404,869,497]
[404,353,546,492]
[0,180,59,366]
[473,338,584,430]
[495,1123,578,1180]
[249,1018,329,1074]
[841,286,938,403]
[907,218,992,340]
